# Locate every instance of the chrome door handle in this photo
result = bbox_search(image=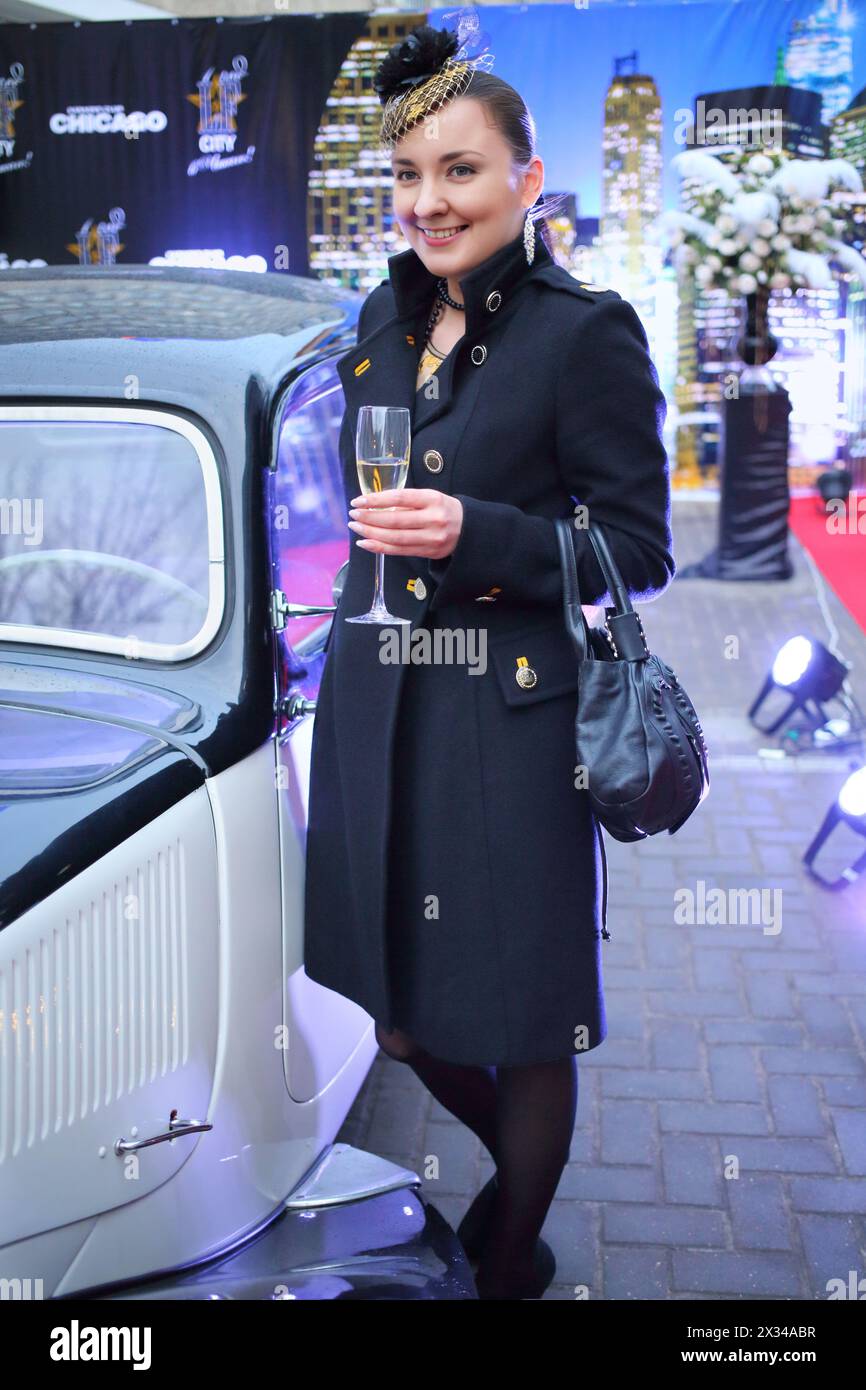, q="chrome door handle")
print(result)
[271,589,338,631]
[283,692,316,720]
[114,1115,213,1155]
[285,602,338,617]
